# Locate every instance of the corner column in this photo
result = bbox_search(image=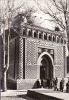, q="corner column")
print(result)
[19,34,23,79]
